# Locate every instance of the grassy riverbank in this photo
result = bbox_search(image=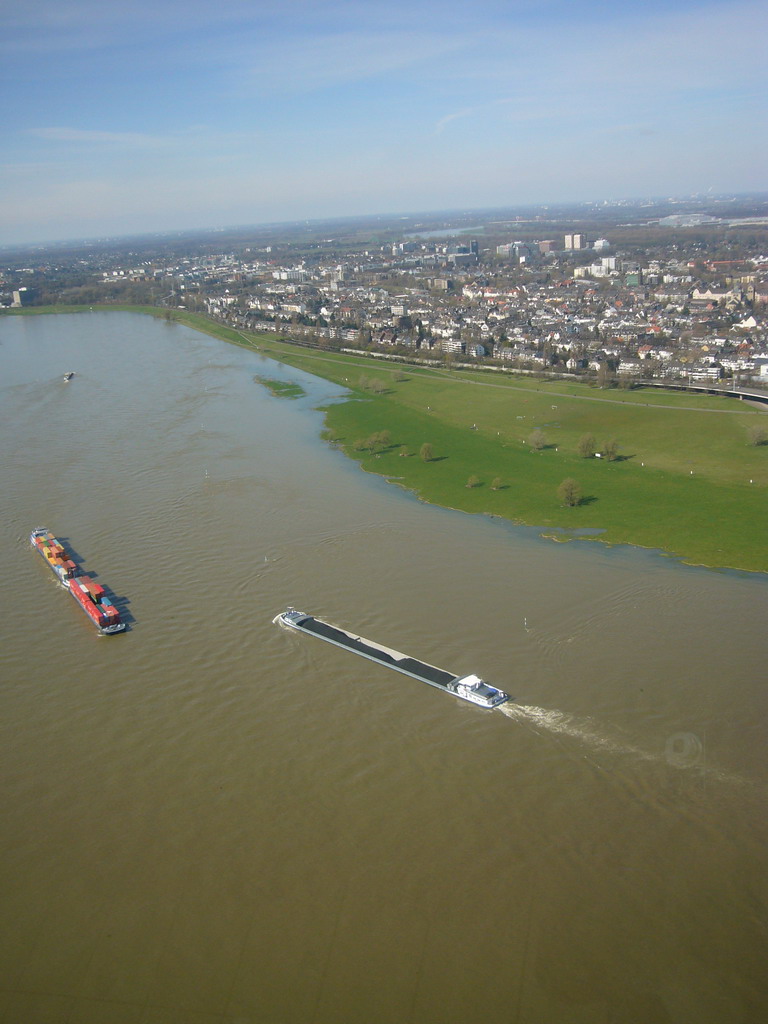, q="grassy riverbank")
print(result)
[249,337,768,573]
[5,306,767,571]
